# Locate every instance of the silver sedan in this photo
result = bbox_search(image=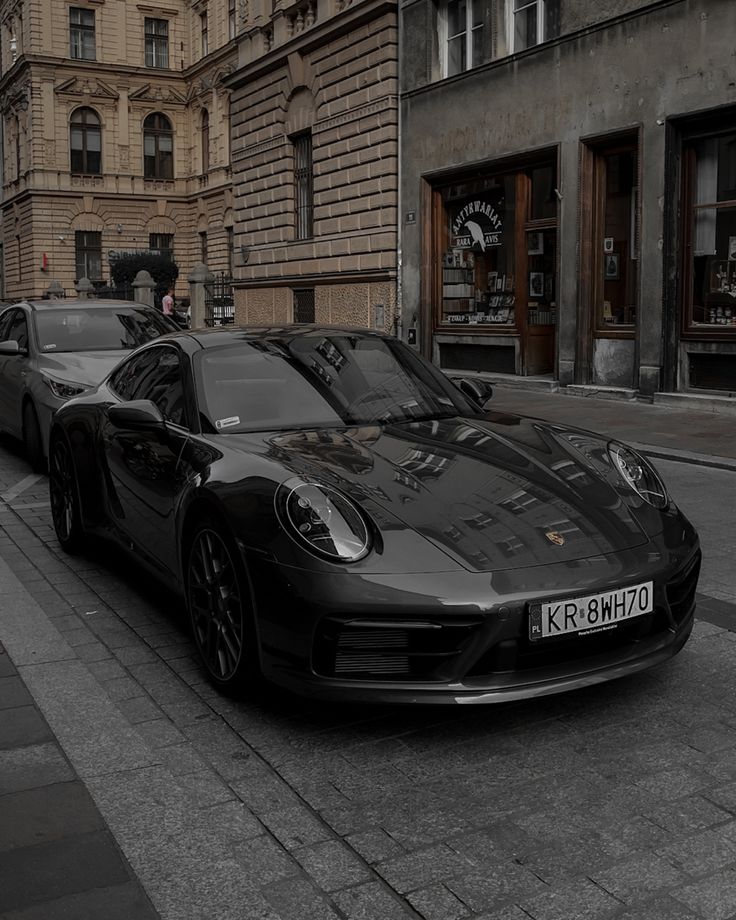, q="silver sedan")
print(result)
[0,299,177,471]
